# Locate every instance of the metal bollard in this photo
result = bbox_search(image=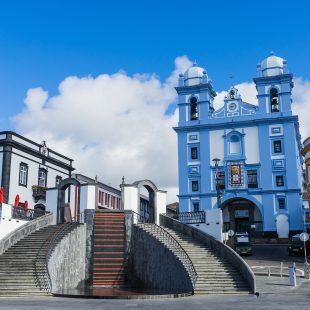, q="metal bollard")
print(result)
[289,263,297,286]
